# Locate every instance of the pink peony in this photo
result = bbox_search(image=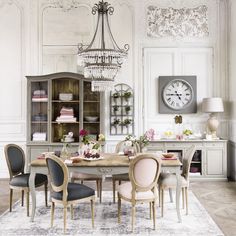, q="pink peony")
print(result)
[79,129,88,137]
